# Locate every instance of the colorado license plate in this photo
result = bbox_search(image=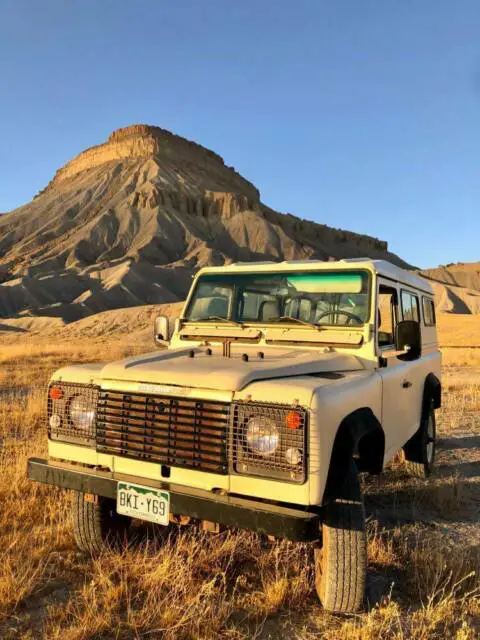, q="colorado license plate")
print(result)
[117,482,170,526]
